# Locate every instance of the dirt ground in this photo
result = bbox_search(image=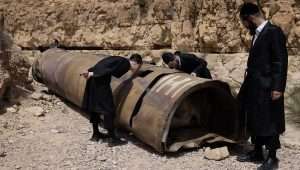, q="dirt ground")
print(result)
[1,84,300,170]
